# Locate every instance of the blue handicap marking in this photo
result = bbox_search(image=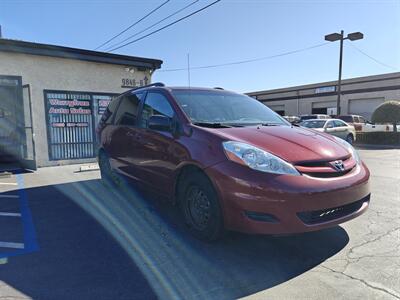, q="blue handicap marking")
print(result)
[0,174,39,259]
